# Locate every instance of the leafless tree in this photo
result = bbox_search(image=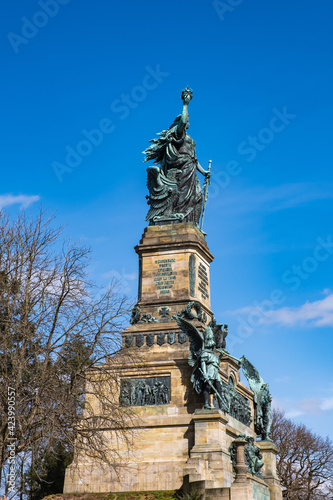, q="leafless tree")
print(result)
[0,208,136,496]
[271,408,333,499]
